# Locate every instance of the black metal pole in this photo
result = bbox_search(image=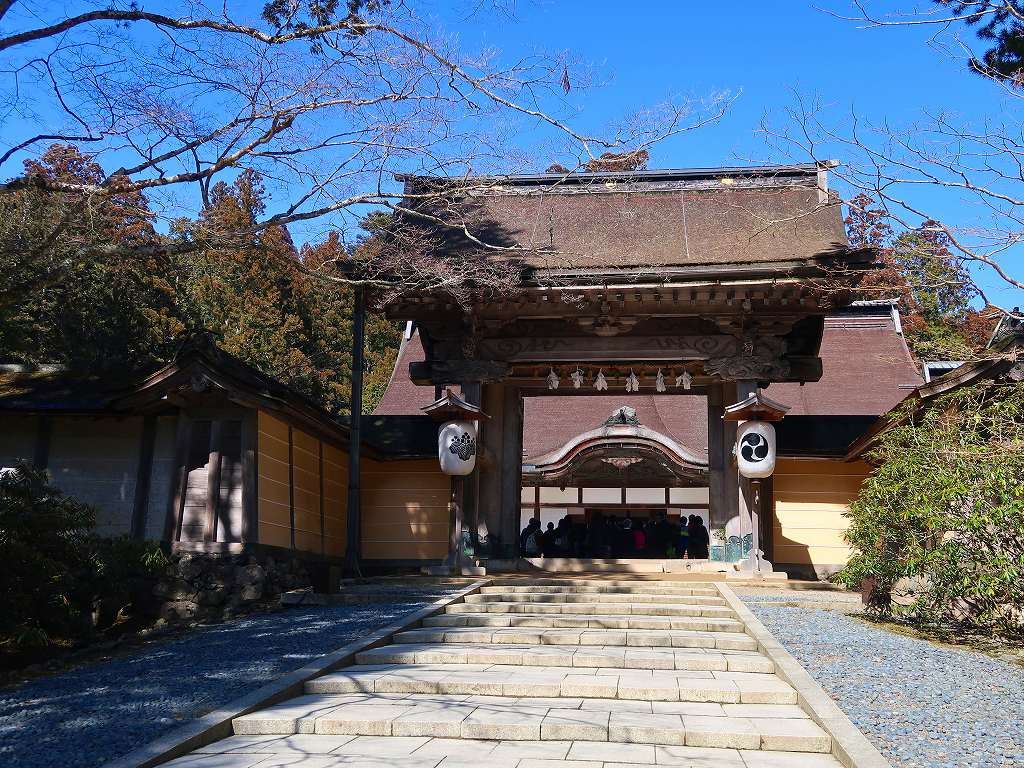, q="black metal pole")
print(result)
[344,284,365,576]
